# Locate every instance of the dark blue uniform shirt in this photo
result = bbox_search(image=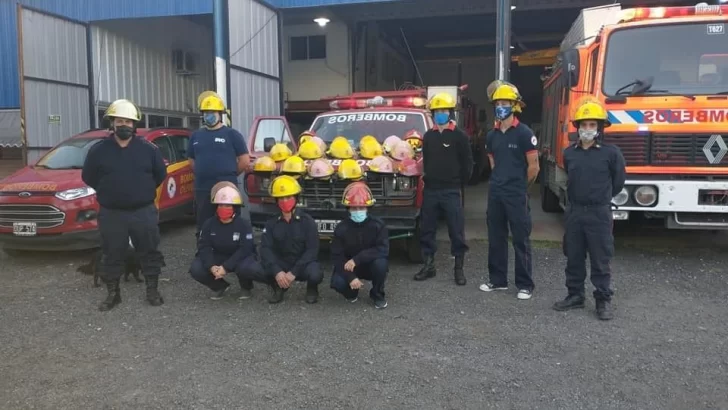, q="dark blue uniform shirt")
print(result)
[486,118,538,196]
[260,210,319,277]
[188,126,248,193]
[330,217,389,282]
[197,216,256,271]
[563,141,626,206]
